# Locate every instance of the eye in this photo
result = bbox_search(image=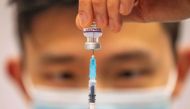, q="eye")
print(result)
[115,68,153,80]
[116,70,139,79]
[42,71,76,81]
[58,71,75,80]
